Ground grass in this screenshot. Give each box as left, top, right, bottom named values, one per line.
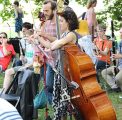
left=0, top=72, right=122, bottom=120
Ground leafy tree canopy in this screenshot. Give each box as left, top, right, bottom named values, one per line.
left=0, top=0, right=121, bottom=30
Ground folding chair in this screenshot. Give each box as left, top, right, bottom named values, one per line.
left=0, top=94, right=20, bottom=108
left=9, top=37, right=22, bottom=56
left=76, top=20, right=89, bottom=36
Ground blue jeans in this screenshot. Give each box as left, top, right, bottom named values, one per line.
left=13, top=59, right=22, bottom=67
left=40, top=64, right=44, bottom=80
left=41, top=64, right=54, bottom=104
left=96, top=60, right=109, bottom=71
left=46, top=64, right=54, bottom=93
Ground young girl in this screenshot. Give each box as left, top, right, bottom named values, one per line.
left=33, top=54, right=43, bottom=75
left=33, top=54, right=43, bottom=93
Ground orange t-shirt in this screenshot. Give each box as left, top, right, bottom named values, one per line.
left=94, top=39, right=112, bottom=64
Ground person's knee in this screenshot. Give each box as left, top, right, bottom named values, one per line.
left=5, top=68, right=15, bottom=76
left=101, top=69, right=106, bottom=78
left=115, top=76, right=122, bottom=85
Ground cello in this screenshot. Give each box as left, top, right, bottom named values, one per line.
left=63, top=44, right=116, bottom=120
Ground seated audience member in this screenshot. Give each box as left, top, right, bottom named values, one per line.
left=0, top=98, right=22, bottom=120
left=101, top=28, right=122, bottom=92
left=3, top=29, right=36, bottom=93
left=13, top=22, right=33, bottom=66
left=94, top=25, right=112, bottom=82
left=0, top=32, right=16, bottom=72
left=20, top=22, right=33, bottom=51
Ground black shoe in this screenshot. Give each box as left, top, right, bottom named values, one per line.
left=108, top=87, right=121, bottom=93
left=112, top=87, right=121, bottom=92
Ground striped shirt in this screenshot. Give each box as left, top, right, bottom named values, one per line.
left=0, top=98, right=22, bottom=120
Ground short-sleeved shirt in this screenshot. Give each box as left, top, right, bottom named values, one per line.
left=0, top=44, right=16, bottom=70
left=94, top=38, right=112, bottom=64
left=20, top=37, right=27, bottom=50
left=25, top=43, right=35, bottom=64
left=0, top=98, right=22, bottom=120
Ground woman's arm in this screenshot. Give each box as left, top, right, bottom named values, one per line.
left=37, top=32, right=76, bottom=50
left=37, top=29, right=56, bottom=42
left=40, top=32, right=57, bottom=42
left=14, top=9, right=18, bottom=19
left=92, top=9, right=98, bottom=28
left=2, top=39, right=11, bottom=56
left=38, top=36, right=51, bottom=49
left=99, top=47, right=109, bottom=55
left=2, top=45, right=11, bottom=56
left=99, top=41, right=111, bottom=55
left=50, top=32, right=76, bottom=50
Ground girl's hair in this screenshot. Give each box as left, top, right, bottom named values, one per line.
left=87, top=0, right=97, bottom=9
left=60, top=9, right=79, bottom=31
left=0, top=32, right=8, bottom=38
left=13, top=1, right=19, bottom=6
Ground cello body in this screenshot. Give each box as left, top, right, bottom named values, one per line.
left=63, top=44, right=116, bottom=120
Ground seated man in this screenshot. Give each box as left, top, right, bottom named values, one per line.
left=101, top=28, right=122, bottom=92
left=13, top=22, right=34, bottom=66
left=0, top=32, right=16, bottom=72
left=0, top=98, right=22, bottom=120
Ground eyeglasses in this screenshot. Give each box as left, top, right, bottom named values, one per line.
left=0, top=36, right=6, bottom=39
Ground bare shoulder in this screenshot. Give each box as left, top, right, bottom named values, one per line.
left=18, top=8, right=23, bottom=13
left=67, top=32, right=76, bottom=38
left=66, top=32, right=77, bottom=43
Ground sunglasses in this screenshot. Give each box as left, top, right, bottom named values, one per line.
left=0, top=36, right=6, bottom=39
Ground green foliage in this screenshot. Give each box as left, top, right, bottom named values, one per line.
left=0, top=0, right=13, bottom=21
left=77, top=0, right=122, bottom=30
left=0, top=0, right=121, bottom=29
left=101, top=0, right=122, bottom=30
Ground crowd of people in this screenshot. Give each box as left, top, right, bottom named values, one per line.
left=0, top=0, right=122, bottom=119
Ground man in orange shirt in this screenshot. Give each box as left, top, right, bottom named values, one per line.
left=94, top=25, right=112, bottom=82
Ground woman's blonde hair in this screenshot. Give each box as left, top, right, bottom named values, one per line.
left=87, top=0, right=97, bottom=9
